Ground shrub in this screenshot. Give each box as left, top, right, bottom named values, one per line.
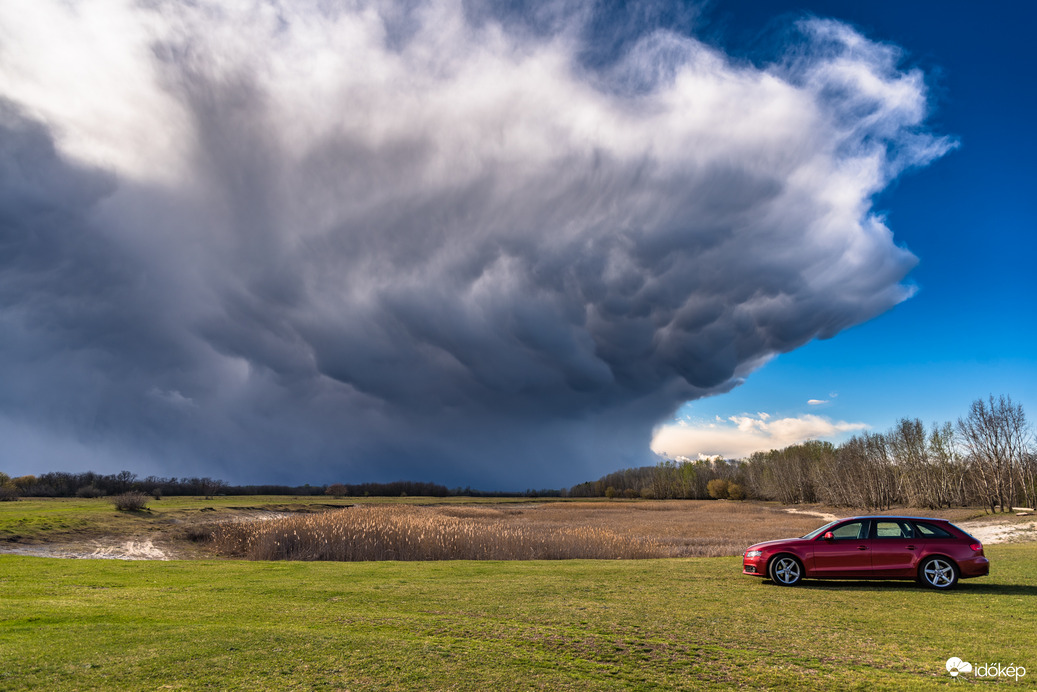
left=727, top=483, right=746, bottom=500
left=604, top=486, right=617, bottom=499
left=75, top=484, right=104, bottom=498
left=325, top=483, right=348, bottom=497
left=183, top=526, right=212, bottom=542
left=0, top=471, right=17, bottom=500
left=707, top=479, right=730, bottom=500
left=110, top=491, right=151, bottom=511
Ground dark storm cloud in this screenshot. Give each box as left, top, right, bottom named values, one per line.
left=0, top=1, right=952, bottom=487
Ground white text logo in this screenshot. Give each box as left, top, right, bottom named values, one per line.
left=946, top=657, right=1026, bottom=681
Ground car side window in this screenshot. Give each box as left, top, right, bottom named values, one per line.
left=914, top=522, right=952, bottom=538
left=829, top=521, right=865, bottom=540
left=872, top=520, right=913, bottom=539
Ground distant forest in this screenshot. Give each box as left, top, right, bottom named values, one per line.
left=570, top=395, right=1035, bottom=512
left=2, top=396, right=1033, bottom=512
left=0, top=473, right=561, bottom=501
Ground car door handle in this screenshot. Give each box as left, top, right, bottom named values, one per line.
left=906, top=545, right=915, bottom=550
left=857, top=545, right=868, bottom=550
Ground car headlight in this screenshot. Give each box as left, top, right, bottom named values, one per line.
left=745, top=550, right=763, bottom=558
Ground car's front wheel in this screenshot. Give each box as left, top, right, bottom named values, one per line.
left=768, top=554, right=803, bottom=586
left=919, top=556, right=959, bottom=590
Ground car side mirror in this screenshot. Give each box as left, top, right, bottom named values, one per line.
left=823, top=532, right=834, bottom=541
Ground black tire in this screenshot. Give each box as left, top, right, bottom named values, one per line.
left=768, top=554, right=803, bottom=586
left=919, top=556, right=959, bottom=590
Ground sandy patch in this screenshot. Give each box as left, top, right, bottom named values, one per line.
left=0, top=538, right=170, bottom=560
left=958, top=520, right=1037, bottom=545
left=89, top=539, right=168, bottom=559
left=784, top=508, right=839, bottom=522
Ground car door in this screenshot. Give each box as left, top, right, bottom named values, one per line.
left=868, top=519, right=922, bottom=577
left=811, top=519, right=871, bottom=576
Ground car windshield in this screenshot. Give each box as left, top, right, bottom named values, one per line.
left=801, top=520, right=840, bottom=540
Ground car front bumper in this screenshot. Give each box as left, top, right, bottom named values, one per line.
left=742, top=557, right=766, bottom=577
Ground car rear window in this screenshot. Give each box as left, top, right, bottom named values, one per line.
left=913, top=522, right=953, bottom=538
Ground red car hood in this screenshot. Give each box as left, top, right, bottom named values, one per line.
left=745, top=537, right=809, bottom=552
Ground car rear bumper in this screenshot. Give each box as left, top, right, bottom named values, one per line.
left=960, top=556, right=990, bottom=579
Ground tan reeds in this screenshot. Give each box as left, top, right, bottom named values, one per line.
left=208, top=504, right=669, bottom=561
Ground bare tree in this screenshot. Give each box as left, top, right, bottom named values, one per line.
left=888, top=418, right=934, bottom=508
left=812, top=443, right=861, bottom=507
left=836, top=433, right=899, bottom=510
left=1022, top=450, right=1037, bottom=511
left=199, top=477, right=227, bottom=500
left=928, top=422, right=968, bottom=507
left=957, top=395, right=1029, bottom=513
left=886, top=418, right=966, bottom=509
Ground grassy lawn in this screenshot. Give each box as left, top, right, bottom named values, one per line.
left=2, top=544, right=1035, bottom=690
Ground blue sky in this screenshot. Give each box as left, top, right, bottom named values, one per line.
left=0, top=1, right=1033, bottom=488
left=654, top=0, right=1037, bottom=459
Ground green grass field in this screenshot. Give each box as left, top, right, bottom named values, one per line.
left=2, top=543, right=1035, bottom=690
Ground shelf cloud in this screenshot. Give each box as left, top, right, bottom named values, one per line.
left=0, top=1, right=952, bottom=487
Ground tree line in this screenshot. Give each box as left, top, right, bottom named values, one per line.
left=2, top=395, right=1032, bottom=510
left=0, top=472, right=465, bottom=500
left=571, top=395, right=1036, bottom=512
left=0, top=471, right=235, bottom=500
left=0, top=471, right=554, bottom=501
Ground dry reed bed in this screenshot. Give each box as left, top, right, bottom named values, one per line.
left=209, top=505, right=668, bottom=560
left=475, top=501, right=829, bottom=557
left=208, top=501, right=833, bottom=561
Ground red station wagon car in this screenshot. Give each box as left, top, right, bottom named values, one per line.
left=742, top=516, right=989, bottom=589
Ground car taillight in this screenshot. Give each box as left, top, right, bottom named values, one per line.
left=970, top=543, right=982, bottom=552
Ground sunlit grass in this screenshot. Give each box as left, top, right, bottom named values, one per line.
left=2, top=544, right=1034, bottom=690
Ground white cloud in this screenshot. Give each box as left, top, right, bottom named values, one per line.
left=651, top=413, right=868, bottom=460
left=807, top=398, right=829, bottom=405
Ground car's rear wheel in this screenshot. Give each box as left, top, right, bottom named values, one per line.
left=768, top=554, right=803, bottom=586
left=919, top=556, right=958, bottom=590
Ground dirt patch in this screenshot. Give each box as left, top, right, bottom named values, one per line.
left=783, top=508, right=839, bottom=522
left=0, top=507, right=308, bottom=560
left=1, top=538, right=171, bottom=560
left=958, top=519, right=1037, bottom=545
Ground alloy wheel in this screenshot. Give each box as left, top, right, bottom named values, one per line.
left=770, top=556, right=802, bottom=586
left=922, top=558, right=957, bottom=589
